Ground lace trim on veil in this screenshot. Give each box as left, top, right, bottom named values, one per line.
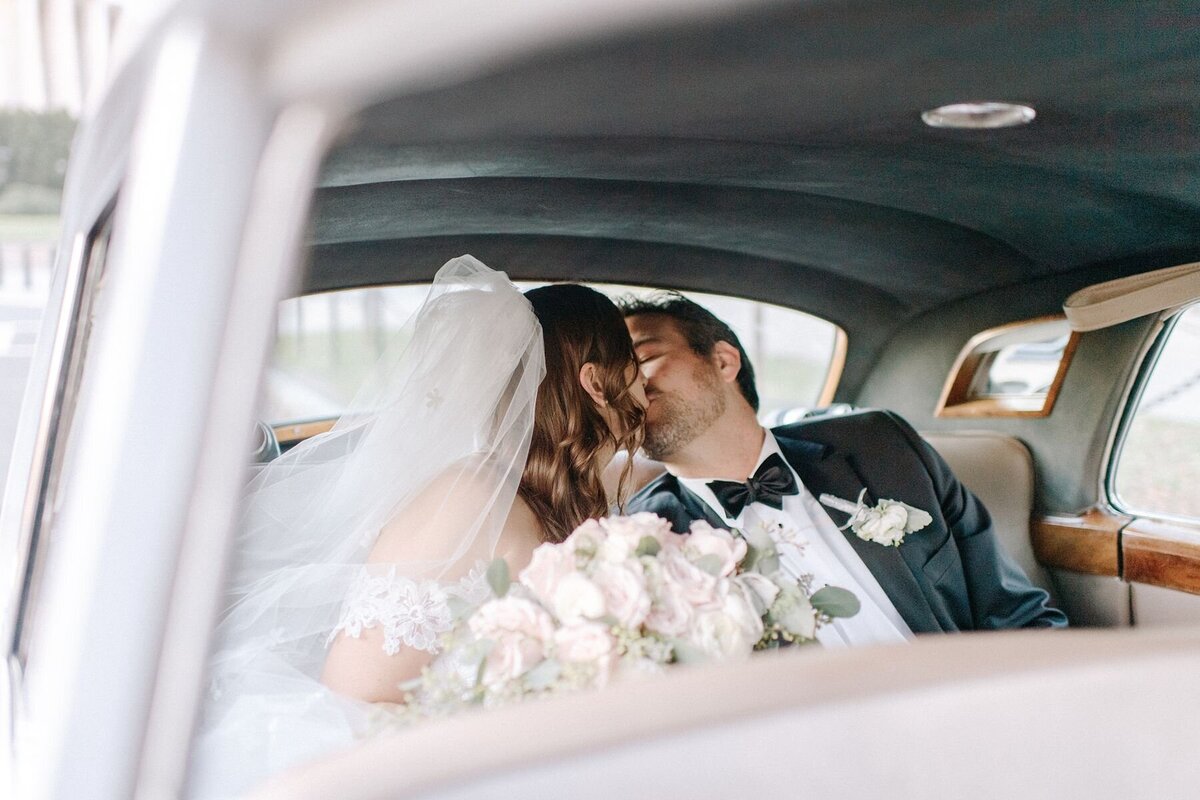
left=330, top=561, right=491, bottom=655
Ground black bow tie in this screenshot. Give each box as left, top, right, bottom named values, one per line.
left=707, top=452, right=799, bottom=519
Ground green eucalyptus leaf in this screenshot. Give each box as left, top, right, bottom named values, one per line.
left=741, top=542, right=761, bottom=571
left=486, top=558, right=511, bottom=598
left=473, top=639, right=495, bottom=687
left=670, top=638, right=708, bottom=665
left=446, top=595, right=473, bottom=621
left=694, top=554, right=724, bottom=576
left=757, top=553, right=781, bottom=575
left=742, top=583, right=769, bottom=616
left=810, top=586, right=861, bottom=618
left=523, top=658, right=562, bottom=690
left=635, top=536, right=662, bottom=557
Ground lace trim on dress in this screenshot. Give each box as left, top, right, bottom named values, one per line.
left=330, top=561, right=490, bottom=655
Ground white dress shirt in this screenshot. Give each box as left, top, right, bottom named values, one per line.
left=678, top=431, right=912, bottom=647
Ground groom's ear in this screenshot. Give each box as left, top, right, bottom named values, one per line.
left=579, top=362, right=608, bottom=407
left=712, top=341, right=742, bottom=384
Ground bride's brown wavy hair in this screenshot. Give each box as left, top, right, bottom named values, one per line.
left=520, top=284, right=646, bottom=542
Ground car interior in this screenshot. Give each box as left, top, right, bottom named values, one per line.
left=261, top=0, right=1200, bottom=637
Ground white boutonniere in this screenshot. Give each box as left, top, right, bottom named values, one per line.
left=818, top=489, right=933, bottom=547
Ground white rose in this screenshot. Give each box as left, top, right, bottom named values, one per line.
left=518, top=542, right=576, bottom=604
left=552, top=571, right=607, bottom=624
left=685, top=521, right=747, bottom=577
left=855, top=502, right=909, bottom=546
left=592, top=562, right=651, bottom=629
left=772, top=585, right=817, bottom=641
left=684, top=582, right=763, bottom=661
left=686, top=615, right=747, bottom=660
left=722, top=582, right=765, bottom=641
left=734, top=572, right=779, bottom=613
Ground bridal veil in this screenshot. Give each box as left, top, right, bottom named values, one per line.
left=188, top=256, right=544, bottom=798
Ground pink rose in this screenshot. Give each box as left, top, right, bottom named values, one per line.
left=519, top=542, right=577, bottom=604
left=662, top=549, right=719, bottom=608
left=644, top=578, right=694, bottom=637
left=684, top=521, right=748, bottom=577
left=468, top=597, right=555, bottom=687
left=554, top=622, right=615, bottom=661
left=591, top=562, right=651, bottom=629
left=555, top=622, right=619, bottom=688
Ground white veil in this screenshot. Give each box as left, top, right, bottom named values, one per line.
left=188, top=256, right=544, bottom=798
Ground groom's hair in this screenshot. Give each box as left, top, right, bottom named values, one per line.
left=619, top=292, right=759, bottom=411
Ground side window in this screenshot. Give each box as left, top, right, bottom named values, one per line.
left=264, top=284, right=844, bottom=432
left=1112, top=304, right=1200, bottom=521
left=10, top=211, right=112, bottom=665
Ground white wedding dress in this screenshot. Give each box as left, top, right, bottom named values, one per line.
left=187, top=257, right=545, bottom=799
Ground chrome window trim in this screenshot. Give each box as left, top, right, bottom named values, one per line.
left=4, top=226, right=94, bottom=664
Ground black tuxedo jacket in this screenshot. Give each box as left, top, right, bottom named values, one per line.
left=627, top=409, right=1067, bottom=632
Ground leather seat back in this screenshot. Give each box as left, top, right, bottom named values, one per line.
left=921, top=430, right=1056, bottom=604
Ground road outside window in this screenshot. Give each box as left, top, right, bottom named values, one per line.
left=264, top=284, right=842, bottom=424
left=1113, top=305, right=1200, bottom=520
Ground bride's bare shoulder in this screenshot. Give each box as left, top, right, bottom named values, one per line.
left=498, top=493, right=544, bottom=562
left=369, top=458, right=542, bottom=564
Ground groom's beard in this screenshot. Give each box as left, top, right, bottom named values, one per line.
left=641, top=365, right=726, bottom=461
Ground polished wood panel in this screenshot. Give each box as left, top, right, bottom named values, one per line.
left=935, top=316, right=1079, bottom=419
left=273, top=418, right=336, bottom=445
left=1031, top=509, right=1127, bottom=576
left=1123, top=519, right=1200, bottom=596
left=816, top=326, right=848, bottom=407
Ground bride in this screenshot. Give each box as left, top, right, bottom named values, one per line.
left=189, top=256, right=647, bottom=797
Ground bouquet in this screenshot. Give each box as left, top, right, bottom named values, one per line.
left=392, top=512, right=859, bottom=721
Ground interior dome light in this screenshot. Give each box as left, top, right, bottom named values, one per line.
left=921, top=102, right=1036, bottom=129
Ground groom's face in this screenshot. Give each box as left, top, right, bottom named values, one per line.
left=625, top=313, right=726, bottom=461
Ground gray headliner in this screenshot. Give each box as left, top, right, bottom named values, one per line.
left=299, top=0, right=1200, bottom=509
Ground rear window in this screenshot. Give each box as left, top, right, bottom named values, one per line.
left=264, top=284, right=844, bottom=425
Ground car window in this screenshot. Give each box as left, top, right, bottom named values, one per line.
left=936, top=316, right=1077, bottom=418
left=10, top=213, right=112, bottom=664
left=1111, top=304, right=1200, bottom=521
left=264, top=283, right=843, bottom=425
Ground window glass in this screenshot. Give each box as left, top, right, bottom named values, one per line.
left=0, top=110, right=74, bottom=509
left=938, top=316, right=1076, bottom=417
left=1113, top=304, right=1200, bottom=521
left=980, top=332, right=1072, bottom=398
left=264, top=284, right=842, bottom=425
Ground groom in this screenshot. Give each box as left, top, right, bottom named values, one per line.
left=621, top=293, right=1066, bottom=642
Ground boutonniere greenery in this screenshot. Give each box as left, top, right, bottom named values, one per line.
left=818, top=489, right=933, bottom=547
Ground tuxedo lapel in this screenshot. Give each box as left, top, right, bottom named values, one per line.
left=775, top=431, right=944, bottom=633
left=674, top=482, right=732, bottom=531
